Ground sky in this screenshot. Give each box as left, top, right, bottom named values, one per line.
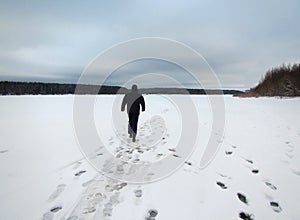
left=0, top=0, right=299, bottom=90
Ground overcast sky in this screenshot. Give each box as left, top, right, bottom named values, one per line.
left=0, top=0, right=299, bottom=89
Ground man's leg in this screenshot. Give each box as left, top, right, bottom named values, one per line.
left=128, top=122, right=132, bottom=137
left=132, top=114, right=139, bottom=142
left=128, top=114, right=133, bottom=137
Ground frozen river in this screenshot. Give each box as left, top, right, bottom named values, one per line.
left=0, top=95, right=299, bottom=220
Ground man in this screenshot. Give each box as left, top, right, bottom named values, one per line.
left=121, top=84, right=145, bottom=142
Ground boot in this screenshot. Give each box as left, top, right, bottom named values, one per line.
left=132, top=133, right=136, bottom=142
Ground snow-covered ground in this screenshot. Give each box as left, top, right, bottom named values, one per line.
left=0, top=95, right=300, bottom=220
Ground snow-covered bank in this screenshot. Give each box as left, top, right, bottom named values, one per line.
left=0, top=95, right=299, bottom=220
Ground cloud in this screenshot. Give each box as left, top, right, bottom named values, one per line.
left=0, top=0, right=299, bottom=89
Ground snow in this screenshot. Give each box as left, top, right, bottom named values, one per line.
left=0, top=95, right=299, bottom=220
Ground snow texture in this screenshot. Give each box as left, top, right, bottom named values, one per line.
left=0, top=95, right=299, bottom=220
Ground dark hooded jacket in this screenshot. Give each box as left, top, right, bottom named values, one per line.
left=121, top=91, right=145, bottom=114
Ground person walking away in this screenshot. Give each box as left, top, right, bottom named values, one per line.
left=121, top=84, right=145, bottom=142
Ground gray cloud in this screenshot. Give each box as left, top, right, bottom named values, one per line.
left=0, top=0, right=299, bottom=90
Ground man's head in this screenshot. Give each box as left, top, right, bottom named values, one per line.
left=131, top=84, right=138, bottom=92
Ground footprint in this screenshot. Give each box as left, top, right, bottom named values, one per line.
left=95, top=192, right=104, bottom=198
left=86, top=193, right=94, bottom=200
left=134, top=189, right=143, bottom=198
left=50, top=206, right=62, bottom=213
left=216, top=181, right=227, bottom=189
left=82, top=206, right=96, bottom=214
left=218, top=173, right=227, bottom=178
left=251, top=169, right=259, bottom=174
left=172, top=154, right=180, bottom=158
left=109, top=193, right=120, bottom=204
left=162, top=108, right=169, bottom=113
left=237, top=193, right=248, bottom=205
left=217, top=173, right=232, bottom=179
left=116, top=165, right=125, bottom=174
left=94, top=146, right=104, bottom=152
left=185, top=161, right=192, bottom=166
left=103, top=203, right=113, bottom=217
left=270, top=201, right=282, bottom=213
left=105, top=184, right=114, bottom=192
left=285, top=152, right=294, bottom=159
left=281, top=159, right=289, bottom=164
left=291, top=168, right=300, bottom=176
left=147, top=172, right=155, bottom=178
left=106, top=182, right=127, bottom=192
left=239, top=212, right=254, bottom=220
left=265, top=181, right=277, bottom=190
left=116, top=183, right=127, bottom=190
left=146, top=209, right=158, bottom=219
left=287, top=144, right=294, bottom=149
left=132, top=158, right=140, bottom=163
left=241, top=156, right=254, bottom=164
left=137, top=149, right=144, bottom=154
left=156, top=153, right=164, bottom=158
left=43, top=212, right=54, bottom=220
left=245, top=159, right=253, bottom=164
left=48, top=184, right=66, bottom=202
left=74, top=170, right=86, bottom=177
left=0, top=149, right=8, bottom=154
left=225, top=151, right=233, bottom=155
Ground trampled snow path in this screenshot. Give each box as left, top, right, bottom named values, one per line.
left=0, top=95, right=300, bottom=220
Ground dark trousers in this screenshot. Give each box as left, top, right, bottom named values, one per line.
left=128, top=113, right=139, bottom=136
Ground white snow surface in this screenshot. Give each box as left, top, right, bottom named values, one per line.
left=0, top=95, right=300, bottom=220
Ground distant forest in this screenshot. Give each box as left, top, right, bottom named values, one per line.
left=236, top=63, right=300, bottom=97
left=0, top=81, right=243, bottom=95
left=0, top=82, right=124, bottom=95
